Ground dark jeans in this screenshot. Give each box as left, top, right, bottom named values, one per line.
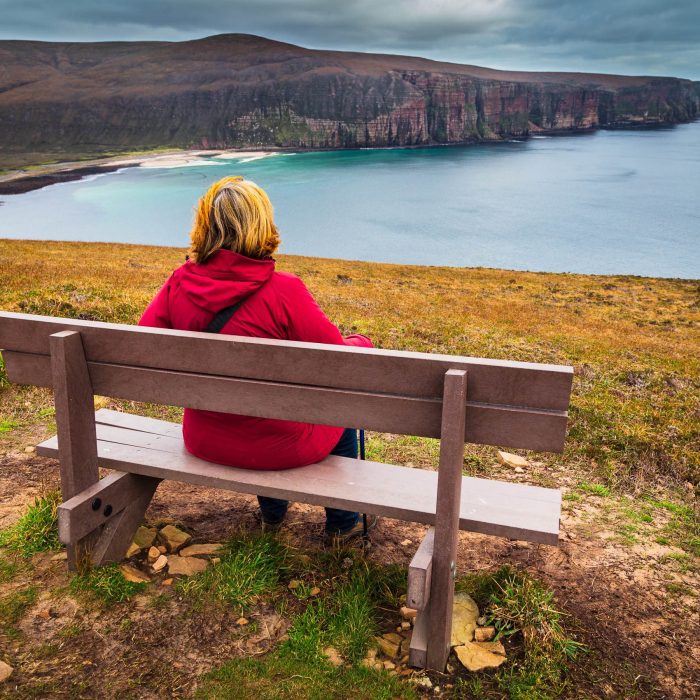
left=258, top=428, right=360, bottom=534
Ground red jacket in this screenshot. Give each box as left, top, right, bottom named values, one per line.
left=139, top=249, right=372, bottom=469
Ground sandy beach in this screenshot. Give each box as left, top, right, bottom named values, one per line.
left=0, top=149, right=281, bottom=194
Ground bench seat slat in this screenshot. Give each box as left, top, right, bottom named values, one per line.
left=36, top=414, right=561, bottom=545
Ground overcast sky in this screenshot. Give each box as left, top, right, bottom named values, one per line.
left=0, top=0, right=698, bottom=80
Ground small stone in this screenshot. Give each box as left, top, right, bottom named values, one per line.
left=152, top=554, right=168, bottom=572
left=476, top=616, right=487, bottom=626
left=454, top=641, right=506, bottom=671
left=323, top=646, right=344, bottom=667
left=377, top=636, right=400, bottom=658
left=310, top=586, right=321, bottom=596
left=124, top=542, right=141, bottom=559
left=211, top=557, right=221, bottom=565
left=497, top=451, right=529, bottom=469
left=158, top=525, right=192, bottom=553
left=414, top=676, right=432, bottom=689
left=360, top=648, right=377, bottom=669
left=451, top=593, right=479, bottom=646
left=179, top=543, right=224, bottom=558
left=51, top=551, right=68, bottom=561
left=514, top=466, right=525, bottom=474
left=475, top=640, right=505, bottom=655
left=37, top=607, right=53, bottom=621
left=158, top=545, right=167, bottom=554
left=400, top=621, right=411, bottom=631
left=167, top=555, right=207, bottom=576
left=400, top=606, right=417, bottom=620
left=24, top=445, right=36, bottom=453
left=236, top=617, right=249, bottom=626
left=400, top=539, right=412, bottom=546
left=474, top=626, right=496, bottom=642
left=133, top=526, right=157, bottom=549
left=0, top=660, right=13, bottom=683
left=162, top=578, right=174, bottom=586
left=287, top=579, right=301, bottom=590
left=383, top=632, right=403, bottom=645
left=383, top=660, right=396, bottom=670
left=119, top=564, right=150, bottom=584
left=147, top=546, right=160, bottom=564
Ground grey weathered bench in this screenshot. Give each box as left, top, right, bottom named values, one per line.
left=0, top=311, right=573, bottom=671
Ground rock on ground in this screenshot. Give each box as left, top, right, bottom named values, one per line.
left=0, top=660, right=13, bottom=683
left=323, top=646, right=344, bottom=667
left=158, top=525, right=192, bottom=553
left=133, top=526, right=157, bottom=549
left=454, top=640, right=506, bottom=671
left=167, top=555, right=207, bottom=576
left=179, top=543, right=223, bottom=557
left=496, top=451, right=529, bottom=469
left=119, top=564, right=150, bottom=584
left=451, top=592, right=479, bottom=646
left=474, top=626, right=496, bottom=642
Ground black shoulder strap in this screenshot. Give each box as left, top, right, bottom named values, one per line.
left=204, top=299, right=245, bottom=334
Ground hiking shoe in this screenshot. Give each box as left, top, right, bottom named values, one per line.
left=324, top=514, right=378, bottom=547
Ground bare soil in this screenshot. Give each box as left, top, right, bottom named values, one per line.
left=1, top=447, right=698, bottom=699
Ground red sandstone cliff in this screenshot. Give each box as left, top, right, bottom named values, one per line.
left=0, top=34, right=697, bottom=160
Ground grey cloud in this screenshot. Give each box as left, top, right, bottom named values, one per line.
left=0, top=0, right=697, bottom=79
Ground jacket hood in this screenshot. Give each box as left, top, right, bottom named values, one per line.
left=174, top=249, right=275, bottom=313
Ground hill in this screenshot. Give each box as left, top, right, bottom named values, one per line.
left=1, top=34, right=699, bottom=166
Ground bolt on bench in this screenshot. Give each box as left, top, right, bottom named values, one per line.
left=0, top=311, right=573, bottom=671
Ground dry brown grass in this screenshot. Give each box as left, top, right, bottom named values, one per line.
left=0, top=238, right=698, bottom=553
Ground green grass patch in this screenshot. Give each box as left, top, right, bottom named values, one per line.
left=456, top=566, right=584, bottom=700
left=576, top=481, right=611, bottom=497
left=177, top=532, right=290, bottom=612
left=0, top=585, right=37, bottom=635
left=197, top=653, right=415, bottom=700
left=0, top=491, right=62, bottom=556
left=70, top=563, right=147, bottom=603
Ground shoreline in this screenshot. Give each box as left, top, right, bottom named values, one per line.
left=0, top=149, right=281, bottom=195
left=2, top=118, right=697, bottom=195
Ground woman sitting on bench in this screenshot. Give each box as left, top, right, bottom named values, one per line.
left=139, top=176, right=376, bottom=545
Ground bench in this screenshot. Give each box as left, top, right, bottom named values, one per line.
left=0, top=311, right=573, bottom=671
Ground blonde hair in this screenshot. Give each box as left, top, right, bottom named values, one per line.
left=188, top=176, right=280, bottom=264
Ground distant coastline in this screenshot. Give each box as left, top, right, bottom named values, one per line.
left=1, top=118, right=697, bottom=196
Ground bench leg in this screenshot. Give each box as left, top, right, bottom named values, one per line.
left=425, top=369, right=467, bottom=671
left=50, top=331, right=100, bottom=571
left=58, top=472, right=161, bottom=566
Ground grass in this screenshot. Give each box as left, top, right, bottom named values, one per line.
left=0, top=490, right=62, bottom=556
left=456, top=566, right=584, bottom=700
left=176, top=532, right=290, bottom=612
left=70, top=563, right=147, bottom=603
left=0, top=585, right=37, bottom=636
left=196, top=550, right=411, bottom=700
left=197, top=655, right=415, bottom=700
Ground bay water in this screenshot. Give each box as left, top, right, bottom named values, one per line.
left=1, top=122, right=698, bottom=278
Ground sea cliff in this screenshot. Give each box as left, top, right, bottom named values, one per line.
left=0, top=34, right=698, bottom=162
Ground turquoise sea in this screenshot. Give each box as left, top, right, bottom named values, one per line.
left=1, top=122, right=699, bottom=278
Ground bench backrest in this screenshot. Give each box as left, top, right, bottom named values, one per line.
left=0, top=312, right=573, bottom=452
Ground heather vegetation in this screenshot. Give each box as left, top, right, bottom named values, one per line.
left=0, top=239, right=697, bottom=698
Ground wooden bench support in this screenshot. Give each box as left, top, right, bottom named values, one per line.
left=50, top=331, right=100, bottom=570
left=407, top=527, right=434, bottom=610
left=58, top=472, right=161, bottom=565
left=426, top=369, right=468, bottom=671
left=89, top=476, right=160, bottom=565
left=409, top=601, right=430, bottom=669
